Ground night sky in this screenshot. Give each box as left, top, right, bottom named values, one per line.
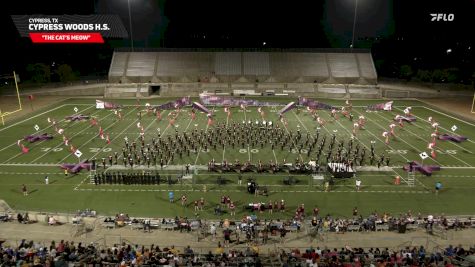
left=0, top=0, right=473, bottom=80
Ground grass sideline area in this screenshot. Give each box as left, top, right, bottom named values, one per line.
left=0, top=97, right=474, bottom=218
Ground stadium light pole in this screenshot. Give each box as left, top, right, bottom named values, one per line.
left=351, top=0, right=358, bottom=49
left=127, top=0, right=134, bottom=51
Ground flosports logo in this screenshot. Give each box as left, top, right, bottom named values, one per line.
left=430, top=13, right=454, bottom=22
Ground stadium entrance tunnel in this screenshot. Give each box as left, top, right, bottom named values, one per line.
left=150, top=85, right=161, bottom=95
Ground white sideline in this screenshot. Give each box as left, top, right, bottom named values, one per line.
left=372, top=110, right=472, bottom=167
left=1, top=106, right=97, bottom=163
left=0, top=104, right=66, bottom=133
left=422, top=106, right=475, bottom=127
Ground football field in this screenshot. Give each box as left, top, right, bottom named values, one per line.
left=0, top=97, right=474, bottom=218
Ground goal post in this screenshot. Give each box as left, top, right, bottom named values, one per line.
left=13, top=71, right=22, bottom=111
left=0, top=71, right=22, bottom=126
left=471, top=90, right=475, bottom=114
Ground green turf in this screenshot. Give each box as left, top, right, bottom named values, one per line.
left=1, top=97, right=474, bottom=218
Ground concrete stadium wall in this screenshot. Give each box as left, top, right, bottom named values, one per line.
left=348, top=86, right=382, bottom=99
left=21, top=81, right=468, bottom=100
left=105, top=82, right=382, bottom=98
left=11, top=79, right=471, bottom=101
left=105, top=84, right=152, bottom=98
left=380, top=82, right=473, bottom=98
left=19, top=84, right=106, bottom=96
left=317, top=86, right=347, bottom=99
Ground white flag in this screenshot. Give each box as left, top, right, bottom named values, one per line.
left=74, top=149, right=83, bottom=158
left=74, top=107, right=78, bottom=113
left=47, top=117, right=51, bottom=123
left=451, top=125, right=457, bottom=132
left=419, top=152, right=429, bottom=160
left=137, top=122, right=141, bottom=128
left=34, top=125, right=40, bottom=131
left=124, top=136, right=128, bottom=142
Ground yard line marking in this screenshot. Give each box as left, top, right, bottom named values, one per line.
left=291, top=110, right=309, bottom=132
left=74, top=175, right=90, bottom=190
left=5, top=161, right=475, bottom=170
left=115, top=109, right=169, bottom=164
left=193, top=116, right=211, bottom=166
left=345, top=105, right=425, bottom=108
left=351, top=109, right=427, bottom=186
left=312, top=110, right=371, bottom=152
left=354, top=108, right=442, bottom=165
left=400, top=116, right=474, bottom=161
left=373, top=110, right=472, bottom=167
left=0, top=172, right=63, bottom=175
left=0, top=163, right=59, bottom=167
left=28, top=109, right=114, bottom=163
left=292, top=109, right=374, bottom=169
left=172, top=112, right=195, bottom=163
left=243, top=107, right=251, bottom=161
left=393, top=107, right=475, bottom=148
left=0, top=105, right=94, bottom=153
left=272, top=149, right=278, bottom=163
left=358, top=111, right=435, bottom=190
left=0, top=104, right=66, bottom=133
left=2, top=106, right=98, bottom=163
left=421, top=105, right=475, bottom=127
left=354, top=109, right=409, bottom=162
left=183, top=113, right=194, bottom=132
left=74, top=187, right=429, bottom=194
left=111, top=107, right=171, bottom=161
left=89, top=115, right=144, bottom=160
left=70, top=107, right=147, bottom=163
left=164, top=110, right=193, bottom=166
left=397, top=106, right=475, bottom=145
left=280, top=113, right=304, bottom=162
left=438, top=166, right=475, bottom=169
left=222, top=110, right=230, bottom=162
left=158, top=110, right=173, bottom=138
left=56, top=107, right=137, bottom=164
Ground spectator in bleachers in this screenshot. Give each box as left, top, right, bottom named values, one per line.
left=1, top=237, right=474, bottom=266
left=47, top=215, right=57, bottom=226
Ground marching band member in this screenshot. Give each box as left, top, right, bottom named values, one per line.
left=382, top=131, right=390, bottom=145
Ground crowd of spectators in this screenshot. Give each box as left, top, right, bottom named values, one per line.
left=2, top=208, right=475, bottom=266
left=0, top=238, right=474, bottom=266
left=0, top=239, right=262, bottom=266
left=278, top=244, right=475, bottom=266
left=306, top=211, right=473, bottom=233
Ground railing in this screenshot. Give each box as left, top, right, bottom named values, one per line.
left=2, top=234, right=474, bottom=266
left=114, top=47, right=371, bottom=53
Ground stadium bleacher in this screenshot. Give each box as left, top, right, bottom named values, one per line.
left=107, top=50, right=380, bottom=98
left=0, top=236, right=473, bottom=266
